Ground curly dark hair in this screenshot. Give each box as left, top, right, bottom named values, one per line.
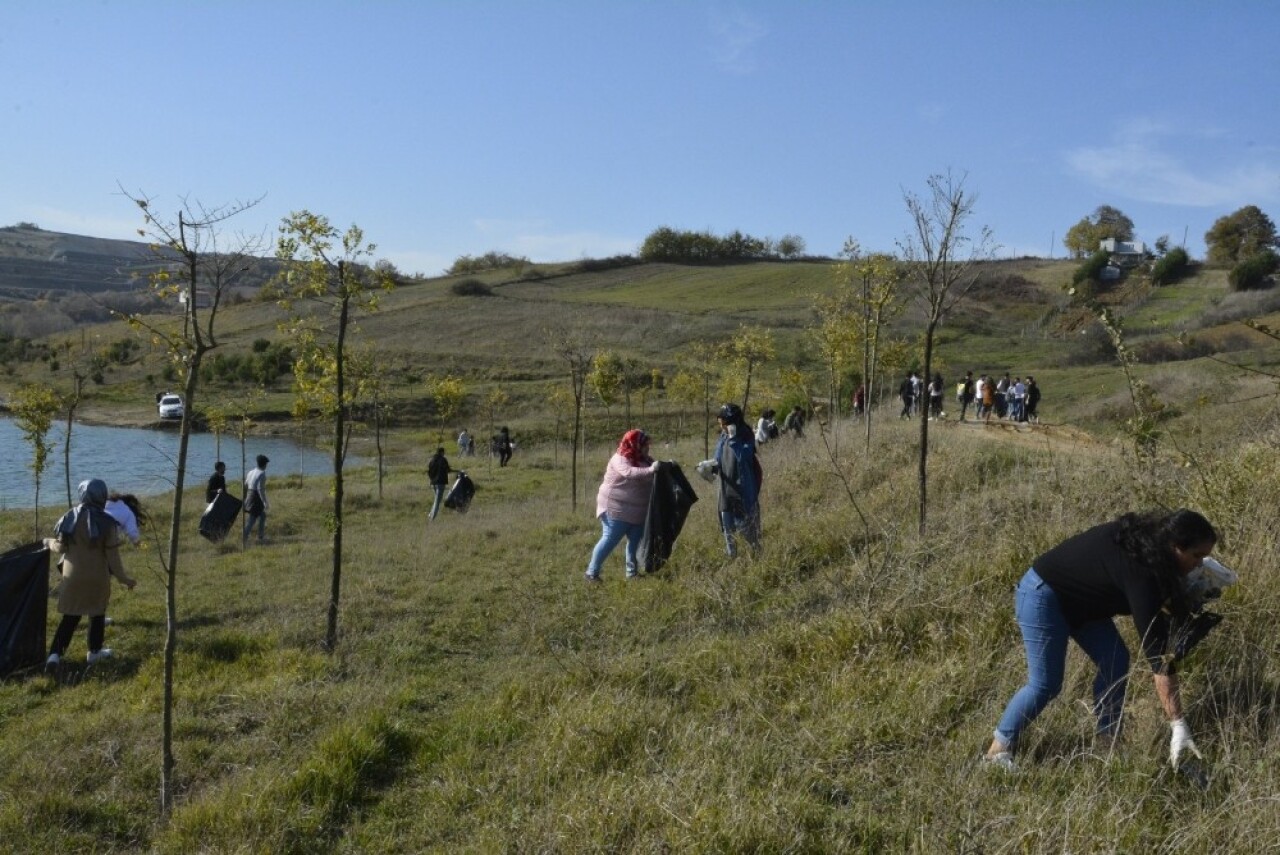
left=1114, top=508, right=1217, bottom=618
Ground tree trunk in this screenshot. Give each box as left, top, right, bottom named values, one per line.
left=325, top=284, right=350, bottom=653
left=916, top=321, right=938, bottom=536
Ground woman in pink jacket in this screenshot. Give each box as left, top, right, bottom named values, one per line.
left=585, top=429, right=658, bottom=582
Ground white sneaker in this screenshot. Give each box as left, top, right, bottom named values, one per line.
left=86, top=648, right=114, bottom=664
left=103, top=616, right=114, bottom=626
left=45, top=653, right=60, bottom=670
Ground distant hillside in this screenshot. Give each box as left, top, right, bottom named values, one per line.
left=0, top=224, right=278, bottom=300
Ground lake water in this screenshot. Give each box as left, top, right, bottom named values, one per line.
left=0, top=416, right=340, bottom=510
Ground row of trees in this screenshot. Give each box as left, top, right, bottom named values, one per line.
left=1065, top=203, right=1278, bottom=267
left=639, top=227, right=806, bottom=263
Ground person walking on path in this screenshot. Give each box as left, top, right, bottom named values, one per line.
left=44, top=479, right=136, bottom=668
left=984, top=509, right=1218, bottom=771
left=428, top=447, right=452, bottom=521
left=242, top=455, right=270, bottom=545
left=958, top=371, right=975, bottom=422
left=585, top=429, right=658, bottom=582
left=697, top=404, right=762, bottom=558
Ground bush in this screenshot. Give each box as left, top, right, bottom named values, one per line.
left=1229, top=250, right=1279, bottom=292
left=572, top=255, right=639, bottom=274
left=450, top=278, right=493, bottom=297
left=1072, top=249, right=1112, bottom=286
left=448, top=252, right=527, bottom=276
left=1150, top=246, right=1190, bottom=286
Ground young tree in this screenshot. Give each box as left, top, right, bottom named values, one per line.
left=810, top=290, right=860, bottom=458
left=837, top=240, right=905, bottom=452
left=719, top=325, right=776, bottom=415
left=275, top=211, right=393, bottom=653
left=900, top=171, right=995, bottom=534
left=121, top=189, right=263, bottom=815
left=428, top=374, right=467, bottom=444
left=550, top=331, right=593, bottom=509
left=589, top=351, right=625, bottom=422
left=9, top=384, right=61, bottom=536
left=675, top=340, right=722, bottom=458
left=1205, top=205, right=1278, bottom=265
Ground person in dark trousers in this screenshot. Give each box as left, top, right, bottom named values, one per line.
left=43, top=479, right=137, bottom=668
left=697, top=404, right=762, bottom=558
left=206, top=461, right=227, bottom=503
left=495, top=427, right=514, bottom=467
left=242, top=455, right=270, bottom=545
left=984, top=509, right=1219, bottom=771
left=783, top=405, right=805, bottom=438
left=958, top=371, right=975, bottom=422
left=899, top=373, right=915, bottom=419
left=428, top=447, right=452, bottom=521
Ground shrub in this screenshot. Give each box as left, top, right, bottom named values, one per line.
left=1072, top=250, right=1112, bottom=286
left=572, top=255, right=639, bottom=274
left=1229, top=250, right=1279, bottom=292
left=448, top=252, right=528, bottom=276
left=1150, top=246, right=1190, bottom=286
left=450, top=278, right=493, bottom=297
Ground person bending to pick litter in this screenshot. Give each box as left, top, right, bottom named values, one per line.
left=985, top=508, right=1219, bottom=771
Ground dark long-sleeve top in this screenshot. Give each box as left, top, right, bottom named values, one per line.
left=1033, top=520, right=1174, bottom=673
left=714, top=429, right=759, bottom=516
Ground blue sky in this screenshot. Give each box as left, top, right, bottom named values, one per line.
left=3, top=1, right=1278, bottom=274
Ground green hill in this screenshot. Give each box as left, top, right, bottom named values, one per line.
left=2, top=249, right=1280, bottom=851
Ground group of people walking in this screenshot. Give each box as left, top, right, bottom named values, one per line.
left=956, top=371, right=1042, bottom=423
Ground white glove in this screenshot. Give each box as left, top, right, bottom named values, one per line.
left=1169, top=718, right=1202, bottom=767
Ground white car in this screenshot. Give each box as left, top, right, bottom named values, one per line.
left=157, top=393, right=184, bottom=420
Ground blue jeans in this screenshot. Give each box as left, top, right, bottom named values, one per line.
left=587, top=513, right=645, bottom=578
left=720, top=508, right=761, bottom=558
left=243, top=510, right=266, bottom=543
left=429, top=484, right=445, bottom=520
left=994, top=568, right=1130, bottom=746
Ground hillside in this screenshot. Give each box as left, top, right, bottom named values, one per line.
left=3, top=245, right=1280, bottom=851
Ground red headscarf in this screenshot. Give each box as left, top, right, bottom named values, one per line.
left=618, top=429, right=652, bottom=466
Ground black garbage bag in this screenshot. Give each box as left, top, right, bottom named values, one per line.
left=1, top=542, right=50, bottom=677
left=637, top=461, right=699, bottom=574
left=1173, top=611, right=1224, bottom=661
left=444, top=471, right=475, bottom=513
left=199, top=491, right=243, bottom=542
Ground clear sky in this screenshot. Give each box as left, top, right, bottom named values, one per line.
left=3, top=1, right=1278, bottom=275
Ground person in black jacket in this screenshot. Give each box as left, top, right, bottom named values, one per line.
left=428, top=447, right=452, bottom=521
left=205, top=461, right=227, bottom=503
left=984, top=509, right=1218, bottom=771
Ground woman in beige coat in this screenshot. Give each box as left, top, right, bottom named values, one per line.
left=44, top=479, right=136, bottom=667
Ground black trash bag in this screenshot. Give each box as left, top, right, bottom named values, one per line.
left=637, top=461, right=699, bottom=574
left=1172, top=611, right=1224, bottom=661
left=1, top=542, right=50, bottom=677
left=444, top=471, right=475, bottom=513
left=199, top=491, right=243, bottom=542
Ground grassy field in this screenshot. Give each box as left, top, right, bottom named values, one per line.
left=2, top=257, right=1279, bottom=852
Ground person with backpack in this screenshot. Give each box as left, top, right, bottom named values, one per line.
left=428, top=447, right=452, bottom=521
left=697, top=403, right=762, bottom=558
